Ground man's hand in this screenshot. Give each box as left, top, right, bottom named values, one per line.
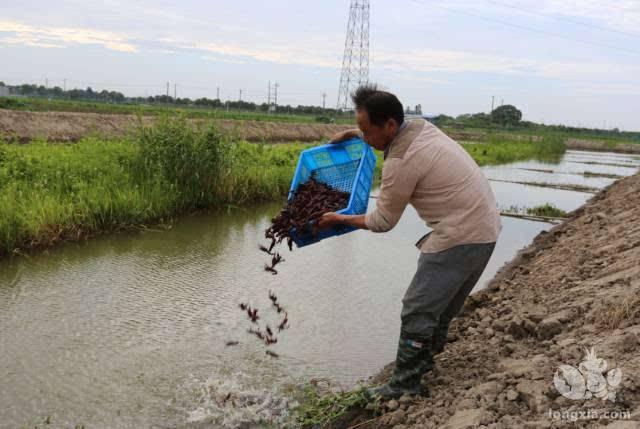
left=316, top=212, right=369, bottom=231
left=316, top=212, right=342, bottom=230
left=330, top=128, right=362, bottom=144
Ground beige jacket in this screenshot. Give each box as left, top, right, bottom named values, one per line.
left=364, top=119, right=501, bottom=253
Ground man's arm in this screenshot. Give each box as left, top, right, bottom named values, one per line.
left=317, top=160, right=419, bottom=232
left=317, top=212, right=368, bottom=230
left=364, top=158, right=418, bottom=232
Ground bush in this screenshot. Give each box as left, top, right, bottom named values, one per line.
left=526, top=203, right=567, bottom=218
left=136, top=115, right=232, bottom=210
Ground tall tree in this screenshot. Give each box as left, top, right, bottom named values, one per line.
left=491, top=105, right=522, bottom=126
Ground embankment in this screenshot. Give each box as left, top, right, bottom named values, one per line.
left=565, top=138, right=640, bottom=155
left=0, top=109, right=352, bottom=143
left=4, top=110, right=639, bottom=155
left=343, top=172, right=640, bottom=428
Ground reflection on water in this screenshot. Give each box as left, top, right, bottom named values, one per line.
left=0, top=150, right=637, bottom=428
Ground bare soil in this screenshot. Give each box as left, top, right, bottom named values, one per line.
left=4, top=110, right=639, bottom=155
left=341, top=173, right=640, bottom=429
left=0, top=109, right=352, bottom=143
left=566, top=139, right=640, bottom=155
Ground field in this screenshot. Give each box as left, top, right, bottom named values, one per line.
left=0, top=116, right=565, bottom=257
left=0, top=96, right=354, bottom=124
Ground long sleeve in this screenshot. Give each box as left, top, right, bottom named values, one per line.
left=365, top=158, right=420, bottom=233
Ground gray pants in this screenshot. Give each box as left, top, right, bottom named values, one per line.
left=400, top=242, right=496, bottom=353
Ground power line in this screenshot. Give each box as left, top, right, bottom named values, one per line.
left=484, top=0, right=640, bottom=40
left=410, top=0, right=640, bottom=56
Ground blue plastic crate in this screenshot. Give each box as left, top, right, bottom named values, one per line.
left=288, top=137, right=376, bottom=247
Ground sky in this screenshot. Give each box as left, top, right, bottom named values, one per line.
left=1, top=0, right=639, bottom=130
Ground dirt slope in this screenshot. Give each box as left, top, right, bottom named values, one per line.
left=348, top=173, right=640, bottom=429
left=3, top=110, right=639, bottom=155
left=0, top=109, right=352, bottom=143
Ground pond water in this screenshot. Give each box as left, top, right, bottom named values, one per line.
left=0, top=150, right=638, bottom=428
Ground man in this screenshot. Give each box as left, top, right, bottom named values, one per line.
left=317, top=85, right=501, bottom=400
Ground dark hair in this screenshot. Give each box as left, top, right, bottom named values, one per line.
left=351, top=84, right=404, bottom=127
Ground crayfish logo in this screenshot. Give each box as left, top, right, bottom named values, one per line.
left=553, top=347, right=622, bottom=402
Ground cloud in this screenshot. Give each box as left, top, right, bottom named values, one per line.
left=201, top=55, right=246, bottom=65
left=568, top=82, right=640, bottom=96
left=540, top=0, right=640, bottom=34
left=1, top=18, right=637, bottom=86
left=176, top=40, right=339, bottom=68
left=0, top=20, right=138, bottom=52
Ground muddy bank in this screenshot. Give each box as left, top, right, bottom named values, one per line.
left=0, top=109, right=352, bottom=143
left=565, top=139, right=640, bottom=155
left=342, top=173, right=640, bottom=428
left=448, top=131, right=640, bottom=155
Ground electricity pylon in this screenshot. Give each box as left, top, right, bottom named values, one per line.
left=336, top=0, right=370, bottom=110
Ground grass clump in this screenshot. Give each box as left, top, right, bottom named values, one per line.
left=594, top=285, right=640, bottom=330
left=462, top=134, right=565, bottom=166
left=294, top=384, right=375, bottom=427
left=526, top=203, right=567, bottom=218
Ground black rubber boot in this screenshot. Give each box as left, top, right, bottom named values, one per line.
left=432, top=323, right=450, bottom=355
left=366, top=335, right=433, bottom=400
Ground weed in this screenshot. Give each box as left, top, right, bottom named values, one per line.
left=294, top=384, right=376, bottom=427
left=526, top=203, right=567, bottom=218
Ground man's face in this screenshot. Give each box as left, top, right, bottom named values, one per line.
left=356, top=109, right=399, bottom=151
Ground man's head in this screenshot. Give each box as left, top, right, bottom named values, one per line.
left=351, top=84, right=404, bottom=151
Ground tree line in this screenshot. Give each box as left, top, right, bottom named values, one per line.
left=1, top=82, right=636, bottom=137
left=0, top=82, right=340, bottom=116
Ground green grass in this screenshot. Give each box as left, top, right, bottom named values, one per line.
left=0, top=117, right=566, bottom=257
left=461, top=134, right=566, bottom=166
left=526, top=203, right=567, bottom=218
left=451, top=125, right=640, bottom=145
left=0, top=116, right=310, bottom=256
left=0, top=96, right=354, bottom=124
left=293, top=384, right=375, bottom=427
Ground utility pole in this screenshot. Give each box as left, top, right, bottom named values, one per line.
left=239, top=89, right=242, bottom=102
left=500, top=99, right=504, bottom=106
left=216, top=87, right=220, bottom=100
left=166, top=82, right=169, bottom=99
left=274, top=82, right=279, bottom=110
left=322, top=93, right=327, bottom=110
left=45, top=78, right=48, bottom=88
left=174, top=84, right=177, bottom=100
left=63, top=79, right=66, bottom=92
left=491, top=95, right=495, bottom=113
left=268, top=80, right=271, bottom=107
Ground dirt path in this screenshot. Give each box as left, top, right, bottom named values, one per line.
left=344, top=173, right=640, bottom=429
left=3, top=110, right=639, bottom=155
left=0, top=109, right=352, bottom=143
